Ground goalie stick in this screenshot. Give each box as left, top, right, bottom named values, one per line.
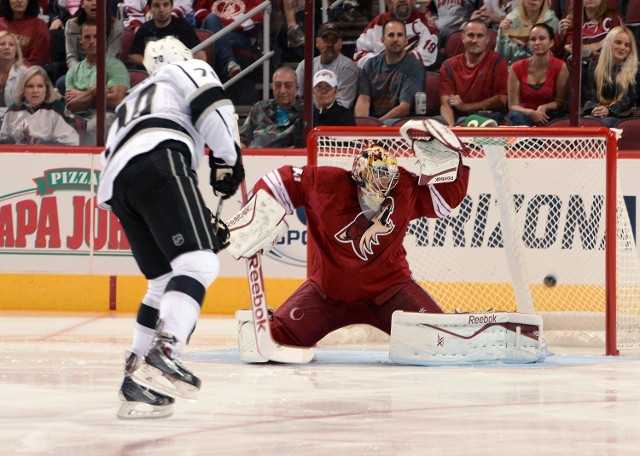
left=238, top=182, right=314, bottom=364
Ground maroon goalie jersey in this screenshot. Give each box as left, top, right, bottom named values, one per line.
left=253, top=164, right=470, bottom=302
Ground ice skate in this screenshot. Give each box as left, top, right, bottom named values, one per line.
left=132, top=332, right=201, bottom=401
left=117, top=352, right=174, bottom=420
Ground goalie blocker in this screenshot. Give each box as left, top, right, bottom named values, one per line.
left=226, top=189, right=289, bottom=260
left=390, top=311, right=545, bottom=365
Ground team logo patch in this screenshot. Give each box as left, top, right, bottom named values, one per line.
left=334, top=197, right=395, bottom=261
left=172, top=233, right=184, bottom=246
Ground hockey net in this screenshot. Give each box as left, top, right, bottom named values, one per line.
left=307, top=126, right=640, bottom=355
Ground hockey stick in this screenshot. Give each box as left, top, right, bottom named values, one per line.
left=239, top=181, right=314, bottom=363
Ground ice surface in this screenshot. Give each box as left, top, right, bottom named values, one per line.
left=2, top=313, right=640, bottom=455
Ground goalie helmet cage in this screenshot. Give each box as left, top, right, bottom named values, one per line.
left=306, top=126, right=640, bottom=356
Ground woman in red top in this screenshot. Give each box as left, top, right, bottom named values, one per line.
left=0, top=0, right=51, bottom=66
left=506, top=22, right=569, bottom=125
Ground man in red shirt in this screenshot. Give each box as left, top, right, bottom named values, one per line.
left=438, top=19, right=508, bottom=126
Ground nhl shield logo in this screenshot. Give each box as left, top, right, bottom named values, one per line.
left=172, top=233, right=184, bottom=246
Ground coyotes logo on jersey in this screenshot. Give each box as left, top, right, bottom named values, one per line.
left=335, top=197, right=395, bottom=261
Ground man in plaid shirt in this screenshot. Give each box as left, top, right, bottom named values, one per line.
left=240, top=66, right=303, bottom=148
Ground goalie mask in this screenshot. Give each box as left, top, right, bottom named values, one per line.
left=351, top=145, right=400, bottom=197
left=143, top=36, right=193, bottom=75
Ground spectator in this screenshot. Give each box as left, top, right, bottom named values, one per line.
left=438, top=19, right=508, bottom=126
left=65, top=21, right=130, bottom=144
left=0, top=0, right=51, bottom=67
left=65, top=0, right=124, bottom=70
left=0, top=31, right=27, bottom=120
left=427, top=0, right=479, bottom=45
left=556, top=0, right=622, bottom=62
left=0, top=65, right=79, bottom=144
left=128, top=0, right=207, bottom=69
left=281, top=0, right=304, bottom=47
left=470, top=0, right=516, bottom=30
left=354, top=0, right=439, bottom=71
left=582, top=25, right=639, bottom=127
left=57, top=0, right=124, bottom=94
left=295, top=22, right=360, bottom=109
left=354, top=19, right=425, bottom=125
left=122, top=0, right=194, bottom=31
left=496, top=0, right=559, bottom=66
left=240, top=66, right=302, bottom=148
left=46, top=0, right=78, bottom=82
left=506, top=23, right=569, bottom=125
left=195, top=0, right=264, bottom=79
left=311, top=69, right=356, bottom=127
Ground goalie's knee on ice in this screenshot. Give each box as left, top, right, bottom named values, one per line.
left=389, top=311, right=545, bottom=365
left=236, top=310, right=268, bottom=363
left=170, top=250, right=219, bottom=288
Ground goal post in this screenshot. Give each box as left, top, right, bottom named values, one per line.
left=306, top=126, right=640, bottom=355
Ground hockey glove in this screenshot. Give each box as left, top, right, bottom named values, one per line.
left=213, top=218, right=230, bottom=253
left=399, top=119, right=469, bottom=185
left=209, top=145, right=245, bottom=200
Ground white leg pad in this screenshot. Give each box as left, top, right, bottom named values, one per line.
left=235, top=309, right=268, bottom=363
left=389, top=311, right=545, bottom=365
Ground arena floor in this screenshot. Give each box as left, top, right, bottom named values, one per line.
left=2, top=312, right=640, bottom=455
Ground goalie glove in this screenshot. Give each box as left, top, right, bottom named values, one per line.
left=399, top=119, right=469, bottom=185
left=209, top=144, right=245, bottom=200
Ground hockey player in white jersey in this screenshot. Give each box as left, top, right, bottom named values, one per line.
left=97, top=36, right=244, bottom=419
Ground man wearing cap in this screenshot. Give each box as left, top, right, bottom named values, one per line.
left=312, top=70, right=356, bottom=127
left=354, top=0, right=439, bottom=70
left=295, top=22, right=360, bottom=109
left=354, top=19, right=425, bottom=125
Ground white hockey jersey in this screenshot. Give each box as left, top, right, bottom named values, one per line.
left=98, top=59, right=238, bottom=209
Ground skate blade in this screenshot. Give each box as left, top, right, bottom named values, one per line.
left=116, top=399, right=174, bottom=420
left=132, top=364, right=199, bottom=402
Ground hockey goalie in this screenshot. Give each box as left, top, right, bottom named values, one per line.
left=227, top=119, right=545, bottom=365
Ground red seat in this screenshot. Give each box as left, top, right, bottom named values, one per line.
left=444, top=30, right=464, bottom=58
left=355, top=116, right=383, bottom=126
left=546, top=117, right=608, bottom=127
left=128, top=69, right=149, bottom=87
left=119, top=28, right=134, bottom=64
left=392, top=117, right=431, bottom=127
left=425, top=71, right=440, bottom=116
left=195, top=29, right=214, bottom=65
left=614, top=117, right=640, bottom=151
left=625, top=1, right=640, bottom=22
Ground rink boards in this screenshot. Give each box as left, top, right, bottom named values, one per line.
left=0, top=146, right=639, bottom=314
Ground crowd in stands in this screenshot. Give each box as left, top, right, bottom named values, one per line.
left=0, top=0, right=638, bottom=147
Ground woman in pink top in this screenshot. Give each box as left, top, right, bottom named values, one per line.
left=506, top=22, right=569, bottom=125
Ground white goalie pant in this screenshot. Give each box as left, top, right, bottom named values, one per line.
left=235, top=309, right=268, bottom=363
left=389, top=311, right=545, bottom=365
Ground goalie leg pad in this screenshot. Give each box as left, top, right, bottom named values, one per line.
left=235, top=309, right=269, bottom=363
left=389, top=311, right=545, bottom=365
left=226, top=189, right=289, bottom=260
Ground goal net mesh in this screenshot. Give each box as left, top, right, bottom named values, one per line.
left=308, top=126, right=640, bottom=351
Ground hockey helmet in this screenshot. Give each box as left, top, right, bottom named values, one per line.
left=143, top=36, right=193, bottom=74
left=351, top=144, right=399, bottom=196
